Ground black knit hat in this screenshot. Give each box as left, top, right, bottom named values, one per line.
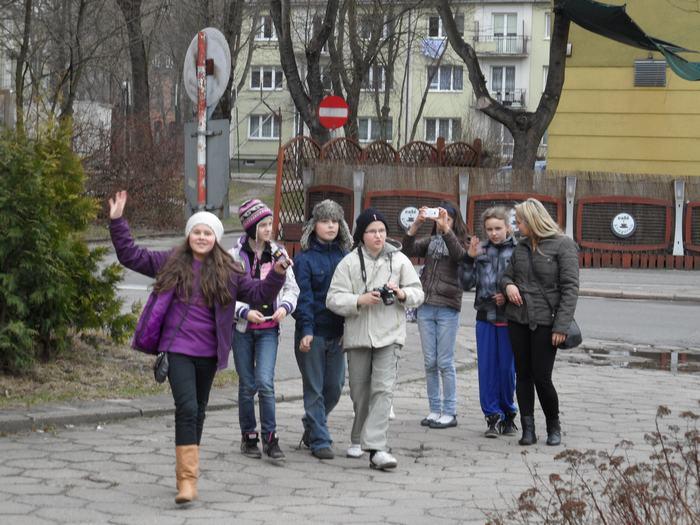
left=353, top=208, right=388, bottom=246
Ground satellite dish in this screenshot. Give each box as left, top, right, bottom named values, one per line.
left=183, top=27, right=231, bottom=107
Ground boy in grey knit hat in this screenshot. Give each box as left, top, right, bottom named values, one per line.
left=292, top=200, right=352, bottom=460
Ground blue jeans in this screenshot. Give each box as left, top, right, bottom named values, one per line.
left=232, top=327, right=279, bottom=435
left=476, top=321, right=517, bottom=418
left=416, top=304, right=460, bottom=416
left=294, top=331, right=346, bottom=451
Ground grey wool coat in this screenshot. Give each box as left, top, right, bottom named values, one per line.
left=500, top=235, right=580, bottom=333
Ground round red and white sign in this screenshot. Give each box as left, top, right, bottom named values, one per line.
left=318, top=95, right=349, bottom=129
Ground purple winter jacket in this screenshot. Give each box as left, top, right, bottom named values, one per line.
left=110, top=217, right=285, bottom=370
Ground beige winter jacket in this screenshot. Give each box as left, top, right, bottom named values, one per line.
left=326, top=240, right=424, bottom=350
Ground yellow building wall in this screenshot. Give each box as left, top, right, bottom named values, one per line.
left=548, top=1, right=700, bottom=176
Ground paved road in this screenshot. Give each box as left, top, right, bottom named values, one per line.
left=1, top=359, right=698, bottom=524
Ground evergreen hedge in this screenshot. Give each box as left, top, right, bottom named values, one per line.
left=0, top=126, right=136, bottom=374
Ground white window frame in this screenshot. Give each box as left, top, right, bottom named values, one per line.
left=361, top=65, right=386, bottom=92
left=358, top=117, right=393, bottom=142
left=493, top=13, right=518, bottom=37
left=544, top=12, right=552, bottom=40
left=359, top=16, right=390, bottom=40
left=250, top=66, right=284, bottom=90
left=256, top=15, right=277, bottom=41
left=428, top=14, right=463, bottom=38
left=249, top=114, right=281, bottom=140
left=424, top=118, right=461, bottom=143
left=427, top=65, right=463, bottom=92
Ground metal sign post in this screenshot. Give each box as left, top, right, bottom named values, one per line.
left=196, top=31, right=207, bottom=210
left=183, top=27, right=232, bottom=217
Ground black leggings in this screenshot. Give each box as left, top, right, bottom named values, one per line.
left=168, top=352, right=217, bottom=446
left=507, top=321, right=559, bottom=420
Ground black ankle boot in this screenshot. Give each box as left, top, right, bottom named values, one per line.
left=546, top=418, right=561, bottom=446
left=519, top=415, right=537, bottom=446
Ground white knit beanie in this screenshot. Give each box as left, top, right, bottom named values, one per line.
left=185, top=212, right=224, bottom=242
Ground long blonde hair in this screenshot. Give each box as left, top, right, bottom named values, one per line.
left=514, top=198, right=561, bottom=241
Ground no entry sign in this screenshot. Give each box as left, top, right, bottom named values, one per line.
left=318, top=95, right=349, bottom=129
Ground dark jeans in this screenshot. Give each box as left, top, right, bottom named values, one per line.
left=507, top=321, right=559, bottom=420
left=168, top=352, right=217, bottom=446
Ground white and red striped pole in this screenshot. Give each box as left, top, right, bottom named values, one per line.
left=196, top=31, right=207, bottom=209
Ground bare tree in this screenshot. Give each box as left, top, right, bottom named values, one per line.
left=437, top=0, right=570, bottom=169
left=115, top=0, right=152, bottom=147
left=14, top=0, right=32, bottom=135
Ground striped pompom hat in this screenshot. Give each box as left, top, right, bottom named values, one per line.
left=238, top=198, right=273, bottom=239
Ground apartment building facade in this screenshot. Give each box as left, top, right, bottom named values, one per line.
left=232, top=0, right=552, bottom=169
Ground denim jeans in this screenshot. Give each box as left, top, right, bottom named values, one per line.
left=294, top=331, right=346, bottom=451
left=232, top=327, right=279, bottom=435
left=167, top=352, right=217, bottom=446
left=416, top=304, right=460, bottom=416
left=476, top=320, right=517, bottom=418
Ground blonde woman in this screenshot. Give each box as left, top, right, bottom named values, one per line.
left=500, top=198, right=579, bottom=447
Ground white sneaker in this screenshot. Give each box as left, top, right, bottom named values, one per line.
left=420, top=412, right=440, bottom=427
left=346, top=443, right=364, bottom=458
left=370, top=450, right=398, bottom=470
left=389, top=405, right=396, bottom=420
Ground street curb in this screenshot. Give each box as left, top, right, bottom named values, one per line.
left=0, top=361, right=477, bottom=436
left=579, top=288, right=700, bottom=303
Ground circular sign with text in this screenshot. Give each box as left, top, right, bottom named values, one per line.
left=611, top=212, right=636, bottom=238
left=399, top=207, right=419, bottom=230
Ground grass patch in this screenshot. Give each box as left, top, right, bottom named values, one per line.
left=0, top=335, right=237, bottom=409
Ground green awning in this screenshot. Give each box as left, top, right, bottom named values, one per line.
left=560, top=0, right=700, bottom=81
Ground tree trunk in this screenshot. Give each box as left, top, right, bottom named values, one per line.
left=116, top=0, right=152, bottom=148
left=438, top=0, right=570, bottom=169
left=14, top=0, right=33, bottom=136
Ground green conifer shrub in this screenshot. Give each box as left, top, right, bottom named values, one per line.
left=0, top=126, right=136, bottom=374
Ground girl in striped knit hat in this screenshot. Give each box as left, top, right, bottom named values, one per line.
left=229, top=199, right=299, bottom=461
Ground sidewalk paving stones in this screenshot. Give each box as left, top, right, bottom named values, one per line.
left=1, top=359, right=697, bottom=524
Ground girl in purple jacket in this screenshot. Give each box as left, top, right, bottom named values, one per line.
left=108, top=191, right=286, bottom=505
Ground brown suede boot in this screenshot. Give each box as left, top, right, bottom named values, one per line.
left=175, top=445, right=199, bottom=504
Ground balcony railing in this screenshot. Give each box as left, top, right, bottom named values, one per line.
left=473, top=34, right=528, bottom=56
left=490, top=89, right=527, bottom=108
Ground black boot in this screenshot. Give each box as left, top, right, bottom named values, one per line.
left=546, top=418, right=561, bottom=446
left=519, top=416, right=537, bottom=446
left=263, top=432, right=286, bottom=461
left=499, top=412, right=518, bottom=436
left=240, top=432, right=262, bottom=458
left=484, top=415, right=500, bottom=438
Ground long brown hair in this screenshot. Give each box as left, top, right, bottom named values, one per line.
left=153, top=240, right=244, bottom=307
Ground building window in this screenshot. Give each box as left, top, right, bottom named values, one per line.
left=359, top=16, right=390, bottom=40
left=251, top=66, right=283, bottom=90
left=425, top=118, right=461, bottom=142
left=361, top=65, right=386, bottom=91
left=358, top=117, right=393, bottom=142
left=256, top=15, right=277, bottom=41
left=634, top=60, right=666, bottom=87
left=544, top=12, right=551, bottom=40
left=427, top=14, right=463, bottom=37
left=493, top=13, right=518, bottom=53
left=427, top=65, right=463, bottom=91
left=249, top=114, right=281, bottom=140
left=491, top=65, right=516, bottom=100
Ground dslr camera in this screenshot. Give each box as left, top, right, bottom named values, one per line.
left=271, top=247, right=291, bottom=270
left=372, top=284, right=396, bottom=306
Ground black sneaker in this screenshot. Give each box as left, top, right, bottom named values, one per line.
left=499, top=412, right=518, bottom=436
left=311, top=447, right=334, bottom=460
left=263, top=432, right=286, bottom=461
left=241, top=432, right=262, bottom=458
left=484, top=415, right=500, bottom=438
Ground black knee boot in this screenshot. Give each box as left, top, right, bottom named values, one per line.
left=519, top=415, right=537, bottom=446
left=546, top=418, right=561, bottom=446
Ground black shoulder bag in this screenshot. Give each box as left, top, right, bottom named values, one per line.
left=527, top=248, right=582, bottom=349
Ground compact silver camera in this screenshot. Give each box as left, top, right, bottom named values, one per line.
left=424, top=208, right=439, bottom=219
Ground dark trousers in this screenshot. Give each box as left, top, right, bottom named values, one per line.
left=168, top=352, right=217, bottom=446
left=507, top=321, right=559, bottom=420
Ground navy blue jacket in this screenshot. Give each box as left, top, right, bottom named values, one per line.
left=292, top=235, right=346, bottom=338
